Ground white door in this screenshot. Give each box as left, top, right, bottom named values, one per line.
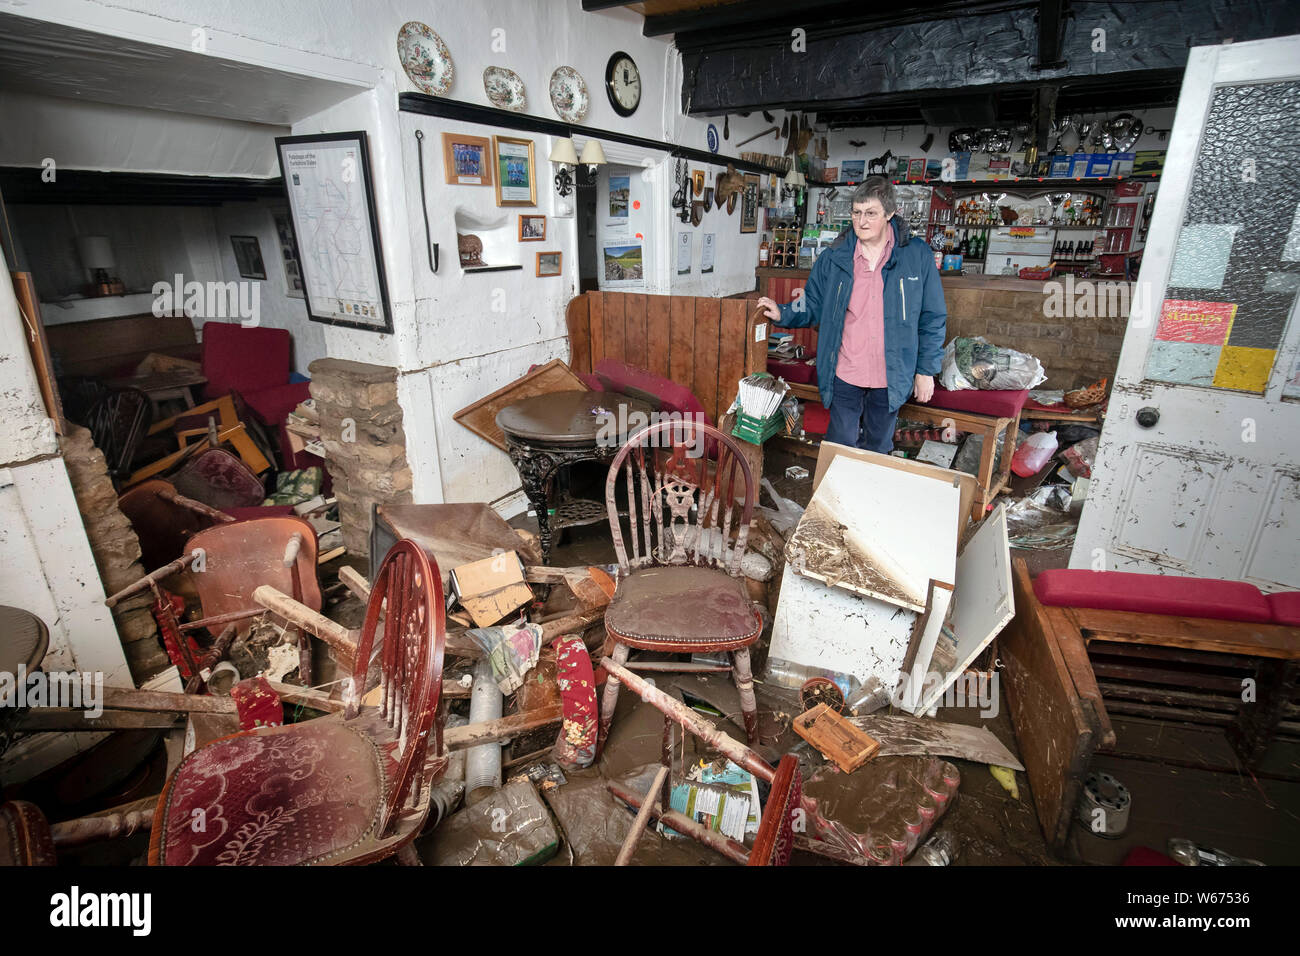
left=1071, top=35, right=1300, bottom=591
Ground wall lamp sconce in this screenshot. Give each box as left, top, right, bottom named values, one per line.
left=549, top=137, right=607, bottom=197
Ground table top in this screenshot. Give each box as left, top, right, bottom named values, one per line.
left=496, top=390, right=655, bottom=444
left=107, top=370, right=208, bottom=392
left=0, top=606, right=49, bottom=673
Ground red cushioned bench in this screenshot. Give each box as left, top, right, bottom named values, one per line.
left=1002, top=558, right=1300, bottom=854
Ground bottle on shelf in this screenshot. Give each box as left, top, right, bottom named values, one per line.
left=1001, top=257, right=1016, bottom=276
left=759, top=237, right=771, bottom=267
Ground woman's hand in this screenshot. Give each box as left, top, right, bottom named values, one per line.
left=913, top=374, right=935, bottom=403
left=756, top=296, right=781, bottom=323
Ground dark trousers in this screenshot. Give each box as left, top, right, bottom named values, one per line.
left=827, top=376, right=898, bottom=453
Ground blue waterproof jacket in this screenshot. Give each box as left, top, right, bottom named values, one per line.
left=776, top=215, right=947, bottom=412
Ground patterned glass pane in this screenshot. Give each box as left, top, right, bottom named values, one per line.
left=1148, top=80, right=1300, bottom=395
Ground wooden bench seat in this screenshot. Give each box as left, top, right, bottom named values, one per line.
left=1002, top=558, right=1300, bottom=854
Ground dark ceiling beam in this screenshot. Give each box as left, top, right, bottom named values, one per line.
left=580, top=0, right=636, bottom=10
left=665, top=0, right=1027, bottom=50
left=1033, top=0, right=1068, bottom=70
left=680, top=0, right=1300, bottom=117
left=0, top=167, right=283, bottom=205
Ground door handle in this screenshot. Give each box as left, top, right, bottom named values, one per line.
left=1136, top=406, right=1160, bottom=428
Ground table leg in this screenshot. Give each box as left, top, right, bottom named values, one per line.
left=509, top=446, right=560, bottom=562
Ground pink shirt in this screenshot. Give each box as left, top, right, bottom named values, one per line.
left=836, top=231, right=892, bottom=388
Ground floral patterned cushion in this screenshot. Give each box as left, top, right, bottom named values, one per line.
left=154, top=719, right=384, bottom=866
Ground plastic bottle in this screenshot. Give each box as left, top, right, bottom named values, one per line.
left=906, top=829, right=958, bottom=866
left=1011, top=430, right=1059, bottom=476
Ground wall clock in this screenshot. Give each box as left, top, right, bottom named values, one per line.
left=605, top=51, right=641, bottom=117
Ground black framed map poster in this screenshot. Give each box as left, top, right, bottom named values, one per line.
left=275, top=131, right=393, bottom=333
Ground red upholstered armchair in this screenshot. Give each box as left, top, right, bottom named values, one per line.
left=201, top=322, right=313, bottom=469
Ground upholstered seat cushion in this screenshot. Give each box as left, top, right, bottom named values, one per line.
left=605, top=565, right=761, bottom=650
left=1266, top=592, right=1300, bottom=626
left=154, top=718, right=384, bottom=866
left=927, top=386, right=1029, bottom=419
left=1034, top=569, right=1273, bottom=624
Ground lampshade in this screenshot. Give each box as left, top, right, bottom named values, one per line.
left=77, top=235, right=115, bottom=270
left=549, top=137, right=578, bottom=164
left=578, top=139, right=606, bottom=166
left=785, top=168, right=806, bottom=187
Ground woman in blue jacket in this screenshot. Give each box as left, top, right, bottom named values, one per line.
left=757, top=177, right=946, bottom=453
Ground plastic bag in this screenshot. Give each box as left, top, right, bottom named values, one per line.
left=940, top=337, right=1047, bottom=391
left=1011, top=431, right=1058, bottom=476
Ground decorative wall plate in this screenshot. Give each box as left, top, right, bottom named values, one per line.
left=484, top=67, right=526, bottom=112
left=397, top=22, right=453, bottom=95
left=549, top=66, right=589, bottom=123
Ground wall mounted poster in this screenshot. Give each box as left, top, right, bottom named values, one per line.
left=603, top=243, right=643, bottom=281
left=494, top=136, right=536, bottom=206
left=275, top=131, right=392, bottom=333
left=676, top=232, right=692, bottom=275
left=609, top=175, right=630, bottom=217
left=272, top=209, right=305, bottom=298
left=701, top=233, right=716, bottom=273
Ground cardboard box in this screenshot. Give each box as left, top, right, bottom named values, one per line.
left=450, top=550, right=533, bottom=627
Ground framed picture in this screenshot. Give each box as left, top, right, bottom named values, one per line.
left=271, top=209, right=304, bottom=298
left=441, top=132, right=493, bottom=186
left=907, top=158, right=926, bottom=180
left=536, top=251, right=562, bottom=277
left=692, top=169, right=705, bottom=196
left=740, top=173, right=759, bottom=233
left=230, top=235, right=266, bottom=279
left=494, top=135, right=536, bottom=206
left=275, top=131, right=393, bottom=333
left=519, top=214, right=546, bottom=241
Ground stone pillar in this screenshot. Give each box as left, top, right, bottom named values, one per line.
left=308, top=358, right=412, bottom=558
left=59, top=424, right=168, bottom=682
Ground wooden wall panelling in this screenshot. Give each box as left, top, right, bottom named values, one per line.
left=692, top=298, right=721, bottom=425
left=718, top=299, right=748, bottom=412
left=602, top=292, right=626, bottom=369
left=646, top=295, right=672, bottom=380
left=565, top=295, right=592, bottom=374
left=588, top=292, right=606, bottom=370
left=624, top=293, right=647, bottom=372
left=668, top=295, right=696, bottom=393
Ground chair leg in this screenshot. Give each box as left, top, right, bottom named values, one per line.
left=597, top=643, right=631, bottom=759
left=731, top=648, right=760, bottom=746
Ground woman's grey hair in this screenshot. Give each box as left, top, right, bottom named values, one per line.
left=851, top=176, right=897, bottom=216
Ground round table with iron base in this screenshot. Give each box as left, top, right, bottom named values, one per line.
left=497, top=390, right=655, bottom=563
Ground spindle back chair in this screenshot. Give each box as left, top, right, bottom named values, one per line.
left=600, top=420, right=764, bottom=751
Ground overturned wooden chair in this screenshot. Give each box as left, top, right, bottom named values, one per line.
left=598, top=420, right=764, bottom=753
left=149, top=540, right=447, bottom=866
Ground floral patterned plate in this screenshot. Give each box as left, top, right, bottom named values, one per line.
left=484, top=66, right=526, bottom=112
left=397, top=21, right=453, bottom=96
left=549, top=66, right=589, bottom=123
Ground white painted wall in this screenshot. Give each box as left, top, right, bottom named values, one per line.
left=0, top=89, right=285, bottom=178
left=0, top=262, right=129, bottom=684
left=212, top=201, right=322, bottom=375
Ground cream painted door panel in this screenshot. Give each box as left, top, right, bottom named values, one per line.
left=1071, top=37, right=1300, bottom=591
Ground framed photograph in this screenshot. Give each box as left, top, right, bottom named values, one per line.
left=907, top=158, right=926, bottom=180
left=494, top=135, right=536, bottom=206
left=841, top=159, right=865, bottom=182
left=740, top=173, right=760, bottom=233
left=275, top=131, right=393, bottom=333
left=271, top=209, right=305, bottom=298
left=536, top=251, right=562, bottom=277
left=519, top=214, right=547, bottom=241
left=441, top=132, right=493, bottom=186
left=230, top=235, right=266, bottom=279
